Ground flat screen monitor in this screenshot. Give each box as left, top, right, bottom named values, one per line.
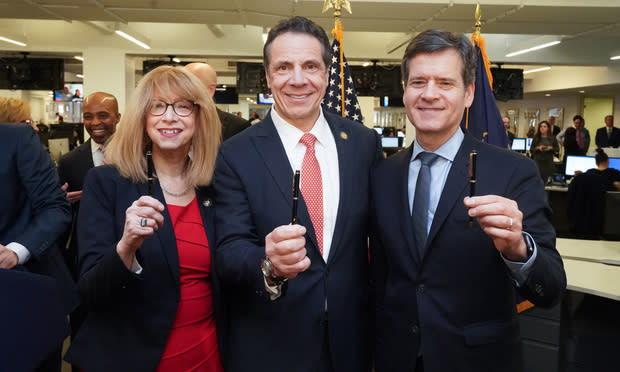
left=609, top=157, right=620, bottom=171
left=511, top=138, right=526, bottom=151
left=397, top=130, right=405, bottom=138
left=381, top=137, right=399, bottom=148
left=526, top=137, right=533, bottom=151
left=257, top=93, right=274, bottom=105
left=565, top=155, right=596, bottom=176
left=373, top=127, right=384, bottom=135
left=54, top=83, right=83, bottom=102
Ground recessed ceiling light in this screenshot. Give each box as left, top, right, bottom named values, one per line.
left=579, top=90, right=585, bottom=93
left=523, top=67, right=551, bottom=74
left=545, top=93, right=551, bottom=97
left=506, top=40, right=561, bottom=57
left=76, top=74, right=84, bottom=79
left=74, top=56, right=84, bottom=61
left=611, top=55, right=620, bottom=60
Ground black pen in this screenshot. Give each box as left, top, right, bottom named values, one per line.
left=146, top=150, right=153, bottom=196
left=291, top=170, right=300, bottom=224
left=469, top=150, right=478, bottom=227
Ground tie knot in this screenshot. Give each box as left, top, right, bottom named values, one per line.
left=417, top=151, right=439, bottom=167
left=300, top=133, right=317, bottom=148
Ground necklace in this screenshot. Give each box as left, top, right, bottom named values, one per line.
left=159, top=181, right=191, bottom=197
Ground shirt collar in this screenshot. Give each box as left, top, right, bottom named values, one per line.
left=411, top=128, right=464, bottom=163
left=90, top=139, right=103, bottom=154
left=271, top=107, right=331, bottom=151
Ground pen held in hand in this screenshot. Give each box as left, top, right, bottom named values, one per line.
left=146, top=150, right=153, bottom=197
left=291, top=170, right=300, bottom=224
left=469, top=150, right=478, bottom=227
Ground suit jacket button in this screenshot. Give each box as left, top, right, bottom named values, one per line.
left=411, top=325, right=419, bottom=334
left=417, top=284, right=425, bottom=294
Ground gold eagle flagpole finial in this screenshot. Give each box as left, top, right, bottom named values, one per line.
left=473, top=2, right=482, bottom=39
left=322, top=0, right=353, bottom=27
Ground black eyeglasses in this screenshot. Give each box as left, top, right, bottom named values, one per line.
left=149, top=99, right=197, bottom=117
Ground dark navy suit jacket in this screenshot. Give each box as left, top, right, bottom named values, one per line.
left=0, top=123, right=76, bottom=310
left=57, top=139, right=95, bottom=278
left=0, top=123, right=76, bottom=369
left=371, top=131, right=566, bottom=372
left=64, top=165, right=225, bottom=372
left=214, top=109, right=382, bottom=372
left=595, top=126, right=620, bottom=148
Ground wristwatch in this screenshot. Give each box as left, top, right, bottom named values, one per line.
left=261, top=257, right=287, bottom=286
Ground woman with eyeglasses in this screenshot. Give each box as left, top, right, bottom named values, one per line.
left=65, top=65, right=224, bottom=372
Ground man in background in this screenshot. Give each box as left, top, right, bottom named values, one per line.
left=58, top=91, right=120, bottom=278
left=185, top=62, right=250, bottom=141
left=549, top=116, right=561, bottom=137
left=503, top=116, right=515, bottom=148
left=595, top=115, right=620, bottom=148
left=557, top=114, right=590, bottom=154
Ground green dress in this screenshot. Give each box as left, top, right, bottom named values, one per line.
left=531, top=136, right=559, bottom=182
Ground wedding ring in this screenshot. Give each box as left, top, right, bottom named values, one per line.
left=140, top=217, right=148, bottom=227
left=507, top=217, right=513, bottom=230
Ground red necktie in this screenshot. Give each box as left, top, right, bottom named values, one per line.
left=300, top=133, right=323, bottom=254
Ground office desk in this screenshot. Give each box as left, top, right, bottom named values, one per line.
left=557, top=238, right=620, bottom=266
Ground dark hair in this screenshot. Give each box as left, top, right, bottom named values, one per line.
left=572, top=115, right=584, bottom=123
left=595, top=148, right=609, bottom=165
left=263, top=16, right=331, bottom=72
left=534, top=120, right=550, bottom=141
left=401, top=29, right=477, bottom=87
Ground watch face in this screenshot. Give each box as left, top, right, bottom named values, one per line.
left=261, top=258, right=273, bottom=277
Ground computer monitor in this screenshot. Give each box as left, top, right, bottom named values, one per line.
left=381, top=137, right=399, bottom=148
left=526, top=137, right=533, bottom=151
left=609, top=157, right=620, bottom=171
left=373, top=127, right=384, bottom=135
left=511, top=138, right=526, bottom=151
left=565, top=155, right=596, bottom=176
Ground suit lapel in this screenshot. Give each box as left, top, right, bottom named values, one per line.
left=325, top=115, right=351, bottom=265
left=425, top=133, right=476, bottom=254
left=143, top=179, right=180, bottom=284
left=250, top=115, right=319, bottom=251
left=398, top=146, right=422, bottom=266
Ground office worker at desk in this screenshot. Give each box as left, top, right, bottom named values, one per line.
left=213, top=16, right=382, bottom=372
left=65, top=66, right=224, bottom=372
left=370, top=29, right=566, bottom=372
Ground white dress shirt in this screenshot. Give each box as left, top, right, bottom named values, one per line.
left=272, top=108, right=340, bottom=262
left=91, top=139, right=105, bottom=167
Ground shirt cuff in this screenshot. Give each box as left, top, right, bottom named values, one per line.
left=501, top=231, right=538, bottom=287
left=263, top=276, right=283, bottom=301
left=6, top=242, right=31, bottom=265
left=130, top=257, right=143, bottom=274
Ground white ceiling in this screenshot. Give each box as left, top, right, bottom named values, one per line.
left=1, top=0, right=620, bottom=95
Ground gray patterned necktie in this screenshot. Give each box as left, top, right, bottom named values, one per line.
left=412, top=152, right=440, bottom=259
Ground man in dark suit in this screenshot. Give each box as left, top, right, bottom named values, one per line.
left=58, top=91, right=120, bottom=278
left=185, top=62, right=250, bottom=141
left=371, top=30, right=566, bottom=372
left=0, top=123, right=76, bottom=371
left=213, top=16, right=381, bottom=372
left=503, top=116, right=515, bottom=148
left=595, top=115, right=620, bottom=148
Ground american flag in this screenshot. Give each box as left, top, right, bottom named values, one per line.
left=322, top=38, right=363, bottom=124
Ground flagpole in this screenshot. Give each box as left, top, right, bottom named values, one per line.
left=323, top=0, right=353, bottom=118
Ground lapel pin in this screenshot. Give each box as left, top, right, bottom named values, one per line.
left=340, top=131, right=348, bottom=140
left=203, top=199, right=212, bottom=207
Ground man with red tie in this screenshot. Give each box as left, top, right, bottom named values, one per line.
left=213, top=16, right=382, bottom=372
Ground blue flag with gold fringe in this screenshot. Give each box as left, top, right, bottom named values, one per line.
left=460, top=44, right=508, bottom=148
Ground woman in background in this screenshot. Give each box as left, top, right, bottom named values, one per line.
left=65, top=65, right=225, bottom=372
left=531, top=120, right=559, bottom=183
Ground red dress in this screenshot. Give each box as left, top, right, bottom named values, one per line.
left=156, top=197, right=223, bottom=372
